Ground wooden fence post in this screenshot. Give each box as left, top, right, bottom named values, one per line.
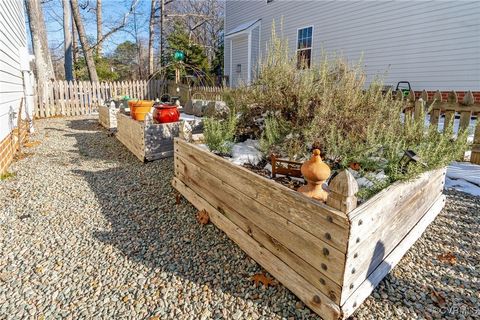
left=429, top=90, right=442, bottom=128
left=326, top=170, right=358, bottom=214
left=444, top=91, right=457, bottom=130
left=459, top=91, right=474, bottom=132
left=471, top=120, right=480, bottom=165
left=414, top=98, right=425, bottom=123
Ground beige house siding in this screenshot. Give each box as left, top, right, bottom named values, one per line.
left=225, top=0, right=480, bottom=90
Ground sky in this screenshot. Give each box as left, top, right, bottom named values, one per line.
left=37, top=0, right=155, bottom=55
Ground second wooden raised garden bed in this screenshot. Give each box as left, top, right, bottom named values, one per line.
left=116, top=113, right=202, bottom=162
left=172, top=138, right=446, bottom=319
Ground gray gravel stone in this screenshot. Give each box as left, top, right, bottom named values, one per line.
left=0, top=115, right=478, bottom=319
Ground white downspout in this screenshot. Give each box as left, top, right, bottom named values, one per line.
left=19, top=47, right=35, bottom=133
left=247, top=30, right=252, bottom=85
left=229, top=39, right=233, bottom=87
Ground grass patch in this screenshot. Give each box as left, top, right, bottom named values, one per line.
left=0, top=171, right=16, bottom=181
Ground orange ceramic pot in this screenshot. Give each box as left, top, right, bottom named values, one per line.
left=128, top=100, right=154, bottom=121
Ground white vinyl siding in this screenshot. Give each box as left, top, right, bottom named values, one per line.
left=0, top=0, right=27, bottom=141
left=230, top=34, right=249, bottom=87
left=225, top=0, right=480, bottom=91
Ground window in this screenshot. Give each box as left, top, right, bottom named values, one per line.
left=297, top=26, right=313, bottom=68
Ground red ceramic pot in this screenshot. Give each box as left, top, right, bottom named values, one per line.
left=153, top=103, right=180, bottom=124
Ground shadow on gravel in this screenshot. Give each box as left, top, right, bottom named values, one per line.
left=73, top=162, right=284, bottom=316
left=68, top=118, right=103, bottom=132
left=63, top=118, right=137, bottom=164
left=61, top=118, right=480, bottom=319
left=66, top=118, right=287, bottom=317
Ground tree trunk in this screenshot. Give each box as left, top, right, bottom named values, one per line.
left=25, top=0, right=56, bottom=82
left=62, top=0, right=73, bottom=81
left=96, top=0, right=102, bottom=56
left=148, top=0, right=156, bottom=77
left=159, top=0, right=165, bottom=70
left=25, top=0, right=55, bottom=112
left=72, top=15, right=79, bottom=65
left=70, top=0, right=99, bottom=82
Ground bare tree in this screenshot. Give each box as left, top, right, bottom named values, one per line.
left=25, top=0, right=56, bottom=83
left=70, top=0, right=99, bottom=82
left=148, top=0, right=157, bottom=77
left=62, top=0, right=73, bottom=81
left=72, top=15, right=79, bottom=65
left=96, top=0, right=102, bottom=56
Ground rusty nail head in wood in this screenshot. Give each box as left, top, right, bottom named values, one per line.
left=313, top=295, right=321, bottom=304
left=323, top=248, right=329, bottom=256
left=321, top=263, right=328, bottom=271
left=325, top=233, right=331, bottom=240
left=319, top=278, right=326, bottom=285
left=327, top=216, right=333, bottom=223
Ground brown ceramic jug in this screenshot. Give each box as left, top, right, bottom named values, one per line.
left=298, top=149, right=331, bottom=202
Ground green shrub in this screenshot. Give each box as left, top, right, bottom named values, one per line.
left=228, top=24, right=469, bottom=187
left=259, top=114, right=289, bottom=153
left=203, top=111, right=237, bottom=155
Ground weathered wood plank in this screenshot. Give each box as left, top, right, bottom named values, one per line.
left=348, top=169, right=443, bottom=223
left=341, top=194, right=446, bottom=317
left=116, top=113, right=145, bottom=161
left=172, top=177, right=342, bottom=320
left=175, top=139, right=350, bottom=251
left=65, top=81, right=72, bottom=117
left=175, top=154, right=346, bottom=285
left=174, top=162, right=343, bottom=303
left=472, top=120, right=480, bottom=165
left=458, top=110, right=471, bottom=132
left=342, top=172, right=445, bottom=302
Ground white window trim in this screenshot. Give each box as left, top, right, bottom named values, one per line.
left=296, top=25, right=314, bottom=67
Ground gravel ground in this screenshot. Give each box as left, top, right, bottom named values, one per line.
left=0, top=115, right=478, bottom=320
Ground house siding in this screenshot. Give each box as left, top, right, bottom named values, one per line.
left=230, top=34, right=249, bottom=87
left=0, top=0, right=29, bottom=173
left=225, top=0, right=480, bottom=90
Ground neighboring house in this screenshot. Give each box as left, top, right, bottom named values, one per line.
left=0, top=0, right=35, bottom=174
left=224, top=1, right=480, bottom=91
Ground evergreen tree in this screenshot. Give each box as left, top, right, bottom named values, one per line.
left=166, top=23, right=210, bottom=82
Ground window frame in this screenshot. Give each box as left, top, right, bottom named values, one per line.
left=296, top=25, right=314, bottom=68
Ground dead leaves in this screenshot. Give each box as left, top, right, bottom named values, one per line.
left=24, top=140, right=41, bottom=148
left=437, top=252, right=457, bottom=265
left=196, top=209, right=209, bottom=225
left=251, top=273, right=275, bottom=288
left=430, top=289, right=447, bottom=306
left=175, top=193, right=181, bottom=205
left=349, top=162, right=361, bottom=171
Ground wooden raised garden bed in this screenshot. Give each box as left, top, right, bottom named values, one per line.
left=172, top=138, right=446, bottom=320
left=116, top=113, right=201, bottom=162
left=98, top=104, right=119, bottom=129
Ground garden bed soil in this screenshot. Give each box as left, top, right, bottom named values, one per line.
left=172, top=138, right=446, bottom=320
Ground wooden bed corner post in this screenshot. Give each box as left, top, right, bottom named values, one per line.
left=326, top=170, right=359, bottom=214
left=271, top=154, right=277, bottom=178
